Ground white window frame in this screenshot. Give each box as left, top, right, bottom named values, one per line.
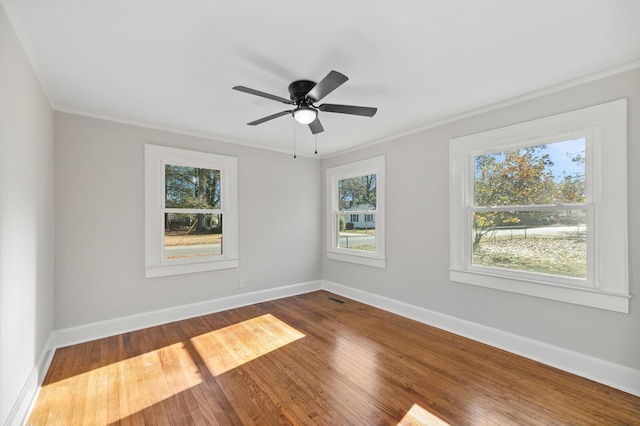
left=145, top=144, right=238, bottom=278
left=326, top=156, right=386, bottom=268
left=450, top=99, right=630, bottom=313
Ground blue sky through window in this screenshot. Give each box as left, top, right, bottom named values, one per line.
left=546, top=137, right=585, bottom=180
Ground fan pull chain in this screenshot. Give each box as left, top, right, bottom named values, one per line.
left=315, top=133, right=318, bottom=155
left=293, top=124, right=297, bottom=159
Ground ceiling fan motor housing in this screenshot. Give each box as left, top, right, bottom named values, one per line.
left=288, top=80, right=316, bottom=104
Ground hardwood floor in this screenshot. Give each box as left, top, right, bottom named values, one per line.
left=27, top=291, right=640, bottom=425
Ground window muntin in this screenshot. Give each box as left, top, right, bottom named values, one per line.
left=326, top=156, right=385, bottom=268
left=145, top=145, right=238, bottom=278
left=449, top=99, right=629, bottom=312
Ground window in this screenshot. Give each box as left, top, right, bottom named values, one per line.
left=145, top=144, right=238, bottom=278
left=326, top=156, right=385, bottom=268
left=450, top=99, right=629, bottom=312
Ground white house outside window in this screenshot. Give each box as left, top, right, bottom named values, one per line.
left=145, top=144, right=238, bottom=278
left=326, top=156, right=386, bottom=268
left=449, top=99, right=629, bottom=312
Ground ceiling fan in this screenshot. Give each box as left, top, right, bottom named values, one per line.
left=233, top=70, right=377, bottom=135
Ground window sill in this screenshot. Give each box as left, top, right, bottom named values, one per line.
left=146, top=257, right=239, bottom=278
left=327, top=251, right=386, bottom=268
left=450, top=268, right=630, bottom=313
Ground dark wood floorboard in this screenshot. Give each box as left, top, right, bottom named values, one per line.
left=27, top=290, right=640, bottom=425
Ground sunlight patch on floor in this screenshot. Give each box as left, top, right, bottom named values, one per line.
left=398, top=403, right=451, bottom=426
left=191, top=313, right=305, bottom=376
left=37, top=341, right=201, bottom=424
left=30, top=314, right=305, bottom=423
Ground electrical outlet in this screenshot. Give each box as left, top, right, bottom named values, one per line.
left=238, top=278, right=245, bottom=289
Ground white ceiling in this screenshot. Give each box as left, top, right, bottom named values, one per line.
left=3, top=0, right=640, bottom=157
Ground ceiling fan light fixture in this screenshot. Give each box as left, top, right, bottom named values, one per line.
left=293, top=106, right=317, bottom=124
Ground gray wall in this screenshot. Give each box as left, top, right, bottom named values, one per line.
left=0, top=4, right=55, bottom=423
left=54, top=113, right=321, bottom=329
left=322, top=68, right=640, bottom=370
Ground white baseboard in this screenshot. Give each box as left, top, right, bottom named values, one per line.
left=56, top=280, right=322, bottom=348
left=321, top=280, right=640, bottom=397
left=5, top=332, right=55, bottom=426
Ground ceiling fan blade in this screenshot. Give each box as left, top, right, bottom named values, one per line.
left=308, top=118, right=324, bottom=134
left=247, top=110, right=292, bottom=126
left=318, top=103, right=377, bottom=117
left=306, top=70, right=348, bottom=102
left=233, top=86, right=293, bottom=104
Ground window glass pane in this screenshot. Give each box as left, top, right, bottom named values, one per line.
left=165, top=165, right=221, bottom=209
left=472, top=209, right=587, bottom=278
left=338, top=174, right=377, bottom=211
left=337, top=213, right=376, bottom=252
left=474, top=138, right=586, bottom=207
left=164, top=213, right=222, bottom=259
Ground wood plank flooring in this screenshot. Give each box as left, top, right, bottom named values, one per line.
left=27, top=291, right=640, bottom=425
